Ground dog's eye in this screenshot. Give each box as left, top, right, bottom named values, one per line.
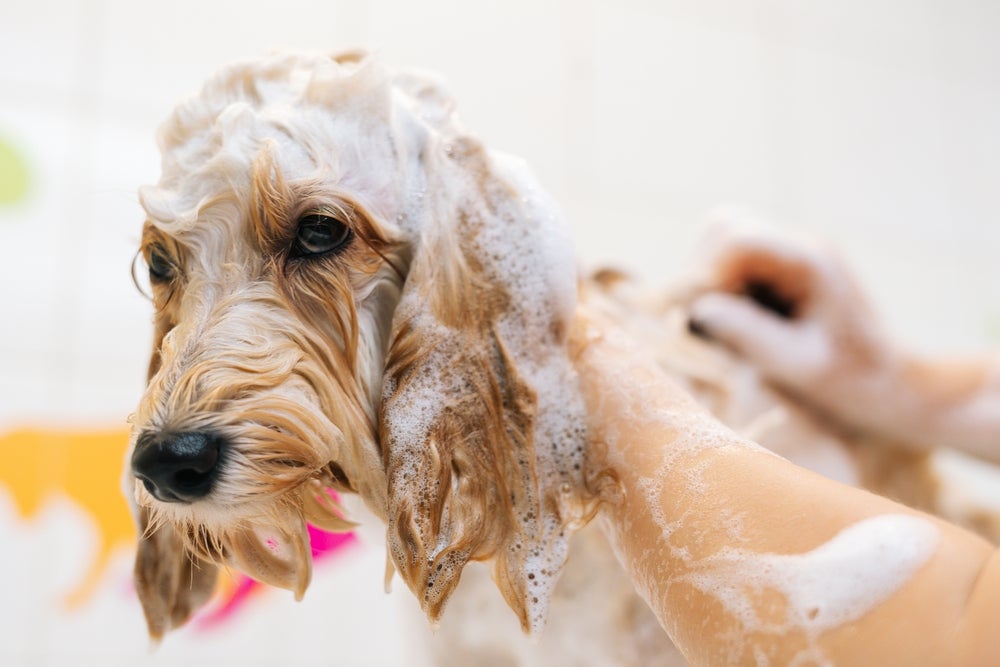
left=293, top=214, right=352, bottom=258
left=148, top=245, right=175, bottom=283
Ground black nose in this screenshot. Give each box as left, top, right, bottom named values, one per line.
left=131, top=430, right=223, bottom=503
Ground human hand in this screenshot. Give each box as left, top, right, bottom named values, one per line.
left=686, top=222, right=900, bottom=433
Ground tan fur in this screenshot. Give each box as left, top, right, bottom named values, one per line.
left=127, top=51, right=591, bottom=640
left=377, top=131, right=592, bottom=631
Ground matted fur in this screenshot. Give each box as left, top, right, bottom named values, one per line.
left=125, top=51, right=592, bottom=638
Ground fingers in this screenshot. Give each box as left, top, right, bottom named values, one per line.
left=689, top=292, right=830, bottom=383
left=697, top=222, right=829, bottom=319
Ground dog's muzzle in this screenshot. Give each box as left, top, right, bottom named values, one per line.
left=131, top=430, right=224, bottom=503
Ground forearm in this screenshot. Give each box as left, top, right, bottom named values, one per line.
left=574, top=316, right=1000, bottom=666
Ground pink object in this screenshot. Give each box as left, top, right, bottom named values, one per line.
left=195, top=525, right=357, bottom=630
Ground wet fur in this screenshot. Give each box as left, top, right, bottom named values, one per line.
left=126, top=52, right=591, bottom=639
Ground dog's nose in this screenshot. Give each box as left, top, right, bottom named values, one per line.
left=131, top=430, right=223, bottom=503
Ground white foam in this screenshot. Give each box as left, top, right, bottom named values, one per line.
left=474, top=152, right=587, bottom=632
left=380, top=321, right=450, bottom=463
left=379, top=144, right=588, bottom=633
left=681, top=513, right=939, bottom=661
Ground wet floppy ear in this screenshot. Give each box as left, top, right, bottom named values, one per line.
left=133, top=507, right=218, bottom=640
left=378, top=138, right=578, bottom=632
left=380, top=230, right=540, bottom=629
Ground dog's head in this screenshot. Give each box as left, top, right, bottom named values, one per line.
left=125, top=52, right=590, bottom=639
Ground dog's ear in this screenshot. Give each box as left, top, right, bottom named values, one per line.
left=133, top=506, right=218, bottom=640
left=380, top=136, right=586, bottom=633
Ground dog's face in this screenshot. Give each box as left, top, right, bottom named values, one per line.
left=125, top=52, right=590, bottom=639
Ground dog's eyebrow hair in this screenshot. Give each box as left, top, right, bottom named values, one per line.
left=249, top=144, right=400, bottom=264
left=140, top=220, right=165, bottom=246
left=138, top=222, right=181, bottom=274
left=249, top=146, right=297, bottom=252
left=248, top=146, right=358, bottom=250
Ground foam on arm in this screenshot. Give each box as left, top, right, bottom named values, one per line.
left=572, top=312, right=1000, bottom=666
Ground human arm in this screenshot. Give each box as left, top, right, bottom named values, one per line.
left=686, top=226, right=1000, bottom=464
left=572, top=310, right=1000, bottom=666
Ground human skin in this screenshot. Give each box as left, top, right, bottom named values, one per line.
left=686, top=225, right=1000, bottom=466
left=571, top=310, right=1000, bottom=666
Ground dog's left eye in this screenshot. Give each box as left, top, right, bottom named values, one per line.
left=148, top=245, right=175, bottom=283
left=292, top=214, right=352, bottom=257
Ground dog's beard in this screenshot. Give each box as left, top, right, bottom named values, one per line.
left=133, top=431, right=358, bottom=599
left=133, top=348, right=375, bottom=596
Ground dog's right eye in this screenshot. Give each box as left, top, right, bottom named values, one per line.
left=292, top=214, right=352, bottom=258
left=148, top=245, right=175, bottom=283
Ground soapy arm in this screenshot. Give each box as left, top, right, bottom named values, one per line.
left=686, top=225, right=1000, bottom=464
left=572, top=311, right=1000, bottom=666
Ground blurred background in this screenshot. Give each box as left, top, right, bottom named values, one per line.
left=1, top=0, right=998, bottom=665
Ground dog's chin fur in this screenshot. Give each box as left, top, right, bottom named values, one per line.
left=126, top=51, right=596, bottom=639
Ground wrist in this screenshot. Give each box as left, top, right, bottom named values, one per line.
left=836, top=352, right=1000, bottom=457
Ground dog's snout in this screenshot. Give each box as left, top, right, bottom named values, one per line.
left=131, top=430, right=223, bottom=503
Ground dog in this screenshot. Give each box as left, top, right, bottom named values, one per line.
left=126, top=51, right=1000, bottom=663
left=124, top=50, right=599, bottom=640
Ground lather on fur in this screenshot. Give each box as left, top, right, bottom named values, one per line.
left=126, top=52, right=1000, bottom=658
left=125, top=51, right=597, bottom=639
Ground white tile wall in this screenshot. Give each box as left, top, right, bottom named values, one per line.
left=1, top=1, right=998, bottom=663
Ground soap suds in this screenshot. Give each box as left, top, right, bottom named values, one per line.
left=379, top=142, right=589, bottom=635
left=680, top=513, right=939, bottom=664
left=463, top=151, right=589, bottom=633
